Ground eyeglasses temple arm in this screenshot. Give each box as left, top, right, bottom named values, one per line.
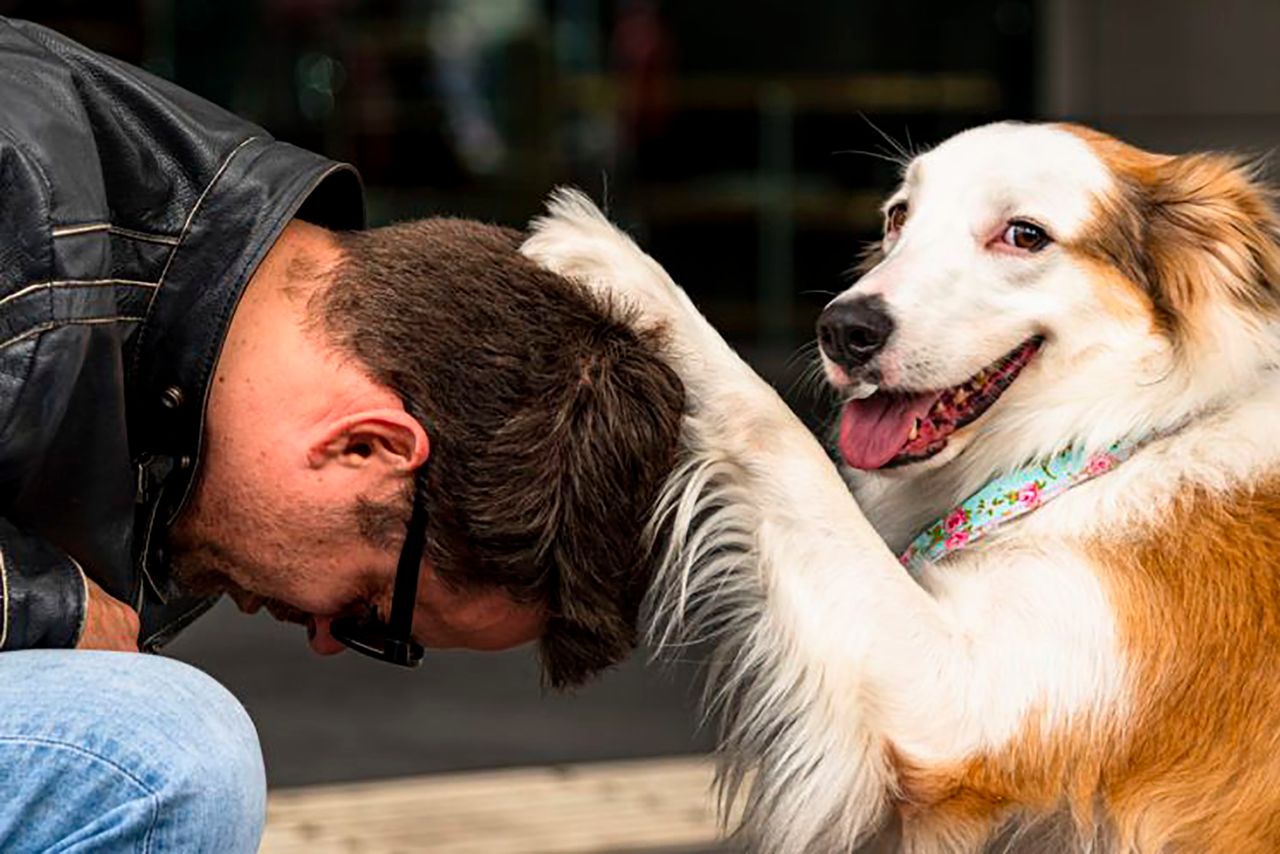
left=388, top=486, right=428, bottom=643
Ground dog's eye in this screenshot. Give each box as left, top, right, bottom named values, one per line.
left=1002, top=220, right=1052, bottom=252
left=885, top=202, right=908, bottom=236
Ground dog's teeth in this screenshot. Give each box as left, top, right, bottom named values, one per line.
left=908, top=419, right=920, bottom=441
left=953, top=388, right=968, bottom=404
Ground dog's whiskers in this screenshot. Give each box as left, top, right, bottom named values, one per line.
left=831, top=147, right=909, bottom=168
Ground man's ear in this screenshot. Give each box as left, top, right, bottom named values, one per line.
left=308, top=408, right=430, bottom=473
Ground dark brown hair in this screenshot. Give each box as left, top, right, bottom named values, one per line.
left=321, top=218, right=684, bottom=687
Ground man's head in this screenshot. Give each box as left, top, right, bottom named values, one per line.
left=169, top=217, right=684, bottom=687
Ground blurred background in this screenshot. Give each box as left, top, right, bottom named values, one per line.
left=4, top=1, right=1277, bottom=850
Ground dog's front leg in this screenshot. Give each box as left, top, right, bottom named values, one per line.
left=523, top=192, right=1123, bottom=853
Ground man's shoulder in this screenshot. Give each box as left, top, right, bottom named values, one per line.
left=0, top=17, right=294, bottom=367
left=0, top=18, right=270, bottom=246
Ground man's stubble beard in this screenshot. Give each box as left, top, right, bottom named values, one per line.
left=166, top=462, right=397, bottom=624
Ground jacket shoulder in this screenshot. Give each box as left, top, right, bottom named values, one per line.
left=0, top=18, right=269, bottom=244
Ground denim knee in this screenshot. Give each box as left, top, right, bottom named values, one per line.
left=137, top=656, right=267, bottom=853
left=0, top=650, right=266, bottom=853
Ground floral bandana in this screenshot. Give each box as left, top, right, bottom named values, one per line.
left=899, top=441, right=1140, bottom=575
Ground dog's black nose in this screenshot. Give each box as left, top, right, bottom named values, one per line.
left=817, top=296, right=895, bottom=371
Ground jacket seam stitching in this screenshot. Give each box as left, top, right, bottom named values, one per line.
left=143, top=135, right=262, bottom=323
left=50, top=224, right=181, bottom=246
left=0, top=316, right=144, bottom=353
left=0, top=279, right=158, bottom=311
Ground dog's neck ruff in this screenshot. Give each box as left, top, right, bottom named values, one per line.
left=900, top=439, right=1142, bottom=574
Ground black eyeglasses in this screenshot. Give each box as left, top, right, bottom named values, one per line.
left=329, top=473, right=428, bottom=668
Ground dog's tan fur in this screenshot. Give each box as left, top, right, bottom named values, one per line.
left=892, top=479, right=1280, bottom=852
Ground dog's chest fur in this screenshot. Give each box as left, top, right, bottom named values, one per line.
left=847, top=376, right=1280, bottom=852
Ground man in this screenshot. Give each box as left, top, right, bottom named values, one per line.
left=0, top=17, right=684, bottom=852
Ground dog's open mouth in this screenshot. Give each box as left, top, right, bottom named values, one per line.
left=838, top=337, right=1042, bottom=470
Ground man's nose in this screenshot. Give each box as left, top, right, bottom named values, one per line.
left=816, top=295, right=895, bottom=371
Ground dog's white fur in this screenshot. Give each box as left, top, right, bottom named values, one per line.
left=521, top=121, right=1280, bottom=853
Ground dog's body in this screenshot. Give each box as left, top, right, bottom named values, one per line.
left=522, top=122, right=1280, bottom=853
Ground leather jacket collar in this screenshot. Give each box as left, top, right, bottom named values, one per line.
left=128, top=138, right=364, bottom=532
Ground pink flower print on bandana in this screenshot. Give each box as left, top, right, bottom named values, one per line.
left=899, top=440, right=1141, bottom=575
left=1085, top=453, right=1115, bottom=476
left=1017, top=483, right=1042, bottom=507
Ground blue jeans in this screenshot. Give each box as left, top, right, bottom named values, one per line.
left=0, top=650, right=266, bottom=852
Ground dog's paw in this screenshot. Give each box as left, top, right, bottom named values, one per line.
left=523, top=188, right=767, bottom=410
left=521, top=188, right=686, bottom=331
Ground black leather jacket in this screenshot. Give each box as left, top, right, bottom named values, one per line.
left=0, top=19, right=364, bottom=650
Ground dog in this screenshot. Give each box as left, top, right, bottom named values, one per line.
left=521, top=121, right=1280, bottom=853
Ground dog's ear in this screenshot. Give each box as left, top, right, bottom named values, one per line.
left=1138, top=152, right=1280, bottom=329
left=1067, top=125, right=1280, bottom=336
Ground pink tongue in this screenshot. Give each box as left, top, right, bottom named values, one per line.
left=839, top=391, right=941, bottom=470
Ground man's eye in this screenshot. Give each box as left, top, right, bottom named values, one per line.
left=1001, top=220, right=1052, bottom=252
left=885, top=202, right=908, bottom=236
